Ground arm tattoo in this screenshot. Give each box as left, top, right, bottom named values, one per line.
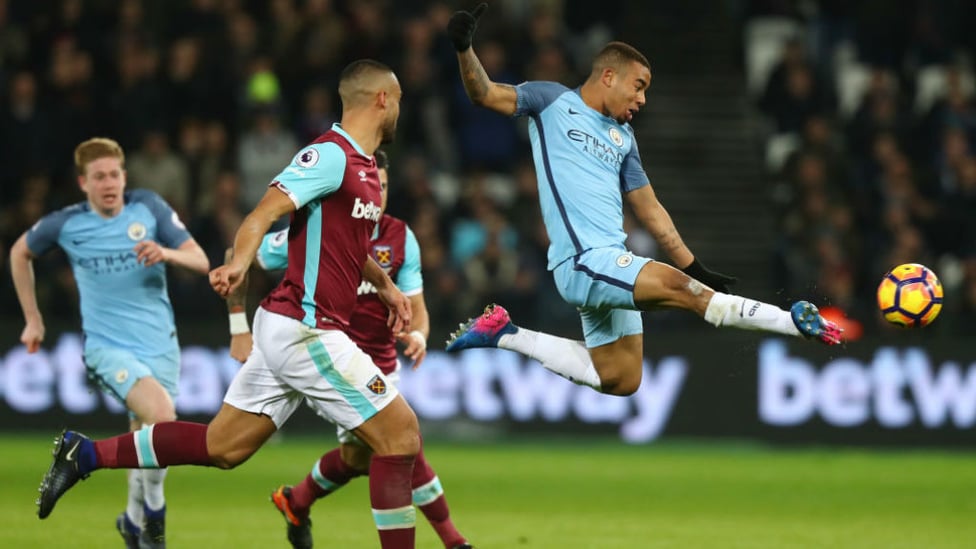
left=459, top=51, right=491, bottom=102
left=654, top=227, right=685, bottom=256
left=227, top=283, right=247, bottom=312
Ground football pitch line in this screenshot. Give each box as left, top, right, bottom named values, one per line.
left=5, top=433, right=974, bottom=548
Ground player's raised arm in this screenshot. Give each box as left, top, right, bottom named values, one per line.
left=449, top=3, right=517, bottom=116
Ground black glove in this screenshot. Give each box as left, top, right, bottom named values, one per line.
left=447, top=3, right=487, bottom=52
left=681, top=258, right=737, bottom=293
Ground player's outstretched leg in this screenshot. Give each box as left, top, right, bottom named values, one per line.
left=701, top=293, right=843, bottom=346
left=445, top=304, right=518, bottom=351
left=790, top=301, right=842, bottom=345
left=446, top=303, right=603, bottom=390
left=38, top=421, right=220, bottom=520
left=270, top=486, right=312, bottom=549
left=37, top=430, right=92, bottom=519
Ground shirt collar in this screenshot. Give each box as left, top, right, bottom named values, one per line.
left=331, top=123, right=368, bottom=157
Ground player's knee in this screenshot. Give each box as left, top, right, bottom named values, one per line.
left=141, top=407, right=177, bottom=425
left=340, top=443, right=372, bottom=473
left=207, top=448, right=247, bottom=470
left=600, top=370, right=642, bottom=396
left=375, top=417, right=421, bottom=457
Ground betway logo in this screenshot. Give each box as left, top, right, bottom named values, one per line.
left=351, top=198, right=380, bottom=221
left=0, top=335, right=686, bottom=444
left=759, top=340, right=976, bottom=428
left=400, top=349, right=687, bottom=443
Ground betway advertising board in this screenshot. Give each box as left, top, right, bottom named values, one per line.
left=0, top=332, right=972, bottom=446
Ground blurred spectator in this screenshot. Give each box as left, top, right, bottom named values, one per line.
left=7, top=0, right=974, bottom=339
left=46, top=39, right=99, bottom=184
left=127, top=129, right=191, bottom=216
left=933, top=127, right=970, bottom=194
left=782, top=115, right=851, bottom=187
left=237, top=105, right=298, bottom=209
left=450, top=39, right=522, bottom=173
left=300, top=0, right=347, bottom=81
left=294, top=84, right=338, bottom=144
left=851, top=0, right=912, bottom=70
left=760, top=38, right=835, bottom=133
left=194, top=119, right=234, bottom=214
left=110, top=44, right=164, bottom=151
left=936, top=156, right=976, bottom=258
left=0, top=0, right=29, bottom=76
left=162, top=36, right=205, bottom=121
left=761, top=65, right=833, bottom=133
left=0, top=71, right=50, bottom=202
left=343, top=0, right=396, bottom=64
left=190, top=169, right=246, bottom=267
left=114, top=0, right=159, bottom=52
left=0, top=173, right=53, bottom=249
left=846, top=69, right=912, bottom=158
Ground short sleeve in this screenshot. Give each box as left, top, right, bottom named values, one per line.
left=271, top=142, right=346, bottom=209
left=24, top=210, right=69, bottom=256
left=395, top=226, right=423, bottom=296
left=131, top=190, right=192, bottom=248
left=620, top=137, right=650, bottom=192
left=515, top=81, right=570, bottom=117
left=256, top=229, right=288, bottom=271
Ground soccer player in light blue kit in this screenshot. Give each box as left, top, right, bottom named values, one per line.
left=444, top=4, right=841, bottom=397
left=10, top=137, right=210, bottom=547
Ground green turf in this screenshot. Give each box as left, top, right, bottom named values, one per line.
left=4, top=433, right=975, bottom=548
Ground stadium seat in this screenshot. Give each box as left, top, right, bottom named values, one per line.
left=834, top=63, right=872, bottom=119
left=914, top=65, right=976, bottom=114
left=765, top=132, right=801, bottom=174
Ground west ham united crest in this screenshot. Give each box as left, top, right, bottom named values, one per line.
left=373, top=245, right=392, bottom=268
left=367, top=375, right=387, bottom=395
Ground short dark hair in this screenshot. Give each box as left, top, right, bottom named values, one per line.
left=375, top=149, right=388, bottom=170
left=592, top=41, right=651, bottom=74
left=339, top=59, right=393, bottom=85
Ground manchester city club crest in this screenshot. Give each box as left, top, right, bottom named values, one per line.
left=373, top=245, right=392, bottom=268
left=608, top=127, right=624, bottom=147
left=127, top=222, right=147, bottom=241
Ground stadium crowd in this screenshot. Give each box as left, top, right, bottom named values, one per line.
left=747, top=0, right=976, bottom=335
left=0, top=0, right=973, bottom=341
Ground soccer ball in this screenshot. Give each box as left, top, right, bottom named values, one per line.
left=876, top=263, right=943, bottom=328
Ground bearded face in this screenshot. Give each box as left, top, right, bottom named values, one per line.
left=380, top=108, right=398, bottom=144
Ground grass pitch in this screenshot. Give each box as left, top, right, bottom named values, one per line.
left=4, top=432, right=974, bottom=548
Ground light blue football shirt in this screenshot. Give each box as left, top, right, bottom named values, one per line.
left=256, top=224, right=423, bottom=294
left=25, top=190, right=191, bottom=357
left=514, top=81, right=650, bottom=270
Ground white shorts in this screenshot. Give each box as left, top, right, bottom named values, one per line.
left=224, top=308, right=399, bottom=431
left=331, top=365, right=401, bottom=445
